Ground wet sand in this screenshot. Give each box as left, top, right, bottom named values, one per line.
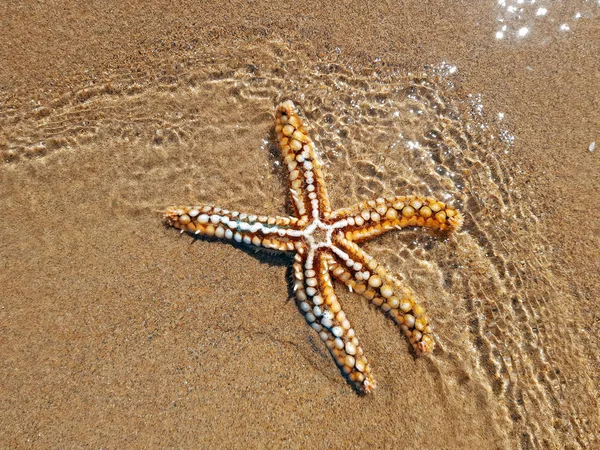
left=1, top=1, right=598, bottom=448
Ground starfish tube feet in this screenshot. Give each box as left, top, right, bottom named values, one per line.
left=275, top=100, right=332, bottom=221
left=164, top=205, right=302, bottom=252
left=329, top=195, right=463, bottom=242
left=327, top=238, right=435, bottom=354
left=293, top=250, right=375, bottom=393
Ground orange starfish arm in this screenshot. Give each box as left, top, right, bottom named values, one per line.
left=327, top=236, right=435, bottom=354
left=164, top=205, right=303, bottom=252
left=293, top=248, right=375, bottom=393
left=329, top=195, right=463, bottom=242
left=275, top=100, right=332, bottom=221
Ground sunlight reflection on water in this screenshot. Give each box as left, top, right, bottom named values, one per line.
left=494, top=0, right=598, bottom=41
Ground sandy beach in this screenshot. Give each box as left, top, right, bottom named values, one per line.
left=1, top=1, right=598, bottom=448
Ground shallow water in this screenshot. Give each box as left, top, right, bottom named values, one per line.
left=1, top=15, right=598, bottom=450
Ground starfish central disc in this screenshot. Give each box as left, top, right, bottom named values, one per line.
left=164, top=100, right=464, bottom=394
left=304, top=220, right=333, bottom=249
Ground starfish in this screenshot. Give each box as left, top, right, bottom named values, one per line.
left=164, top=101, right=463, bottom=393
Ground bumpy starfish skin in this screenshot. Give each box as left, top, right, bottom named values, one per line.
left=164, top=100, right=463, bottom=393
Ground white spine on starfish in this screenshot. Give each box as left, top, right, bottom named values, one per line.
left=191, top=212, right=306, bottom=239
left=305, top=249, right=315, bottom=271
left=332, top=219, right=349, bottom=229
left=329, top=244, right=351, bottom=263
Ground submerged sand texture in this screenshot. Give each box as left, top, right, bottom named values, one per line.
left=1, top=1, right=598, bottom=449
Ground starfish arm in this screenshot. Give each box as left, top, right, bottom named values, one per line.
left=327, top=236, right=435, bottom=354
left=275, top=101, right=332, bottom=221
left=329, top=195, right=463, bottom=242
left=292, top=248, right=375, bottom=393
left=164, top=205, right=303, bottom=252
